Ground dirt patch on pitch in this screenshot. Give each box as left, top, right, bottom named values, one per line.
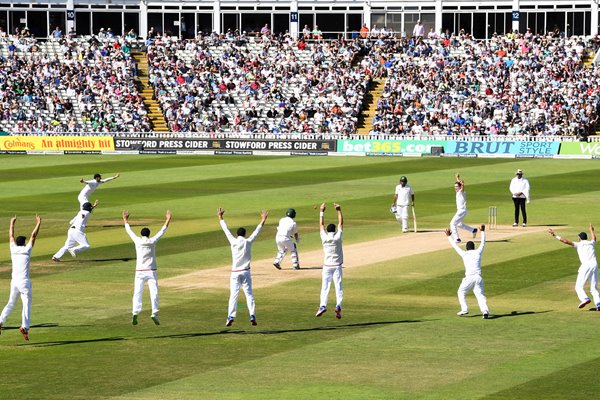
left=162, top=225, right=550, bottom=291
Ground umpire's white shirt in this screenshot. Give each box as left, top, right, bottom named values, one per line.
left=574, top=240, right=598, bottom=268
left=276, top=217, right=297, bottom=238
left=448, top=231, right=486, bottom=276
left=125, top=224, right=168, bottom=270
left=70, top=210, right=91, bottom=231
left=220, top=220, right=262, bottom=271
left=394, top=184, right=414, bottom=206
left=10, top=243, right=32, bottom=281
left=320, top=228, right=343, bottom=267
left=510, top=177, right=530, bottom=200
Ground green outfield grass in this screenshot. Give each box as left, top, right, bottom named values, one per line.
left=1, top=155, right=600, bottom=399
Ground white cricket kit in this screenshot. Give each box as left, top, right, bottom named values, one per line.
left=221, top=220, right=262, bottom=318
left=126, top=223, right=168, bottom=316
left=78, top=177, right=116, bottom=206
left=573, top=239, right=600, bottom=305
left=274, top=216, right=300, bottom=268
left=53, top=209, right=92, bottom=259
left=319, top=228, right=344, bottom=309
left=0, top=243, right=33, bottom=329
left=510, top=177, right=530, bottom=200
left=394, top=184, right=414, bottom=232
left=450, top=190, right=475, bottom=241
left=448, top=232, right=490, bottom=314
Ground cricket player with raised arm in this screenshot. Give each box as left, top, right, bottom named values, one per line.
left=124, top=210, right=171, bottom=326
left=445, top=224, right=490, bottom=319
left=549, top=224, right=599, bottom=310
left=450, top=173, right=477, bottom=243
left=273, top=208, right=300, bottom=270
left=78, top=173, right=119, bottom=207
left=0, top=214, right=41, bottom=341
left=219, top=207, right=268, bottom=327
left=315, top=203, right=344, bottom=319
left=391, top=176, right=414, bottom=233
left=52, top=200, right=98, bottom=261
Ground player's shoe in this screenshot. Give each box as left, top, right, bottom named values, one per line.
left=482, top=312, right=490, bottom=319
left=273, top=262, right=281, bottom=270
left=132, top=314, right=138, bottom=325
left=596, top=304, right=600, bottom=311
left=457, top=310, right=469, bottom=316
left=578, top=299, right=591, bottom=309
left=151, top=314, right=160, bottom=325
left=522, top=223, right=527, bottom=227
left=68, top=249, right=76, bottom=258
left=472, top=228, right=477, bottom=238
left=335, top=306, right=342, bottom=319
left=512, top=223, right=518, bottom=227
left=225, top=317, right=234, bottom=327
left=52, top=257, right=60, bottom=262
left=456, top=239, right=461, bottom=243
left=293, top=264, right=300, bottom=270
left=316, top=306, right=327, bottom=317
left=19, top=327, right=29, bottom=341
left=402, top=229, right=409, bottom=233
left=250, top=315, right=257, bottom=326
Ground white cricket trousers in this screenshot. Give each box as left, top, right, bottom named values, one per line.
left=320, top=265, right=343, bottom=309
left=450, top=209, right=475, bottom=241
left=228, top=269, right=255, bottom=319
left=575, top=264, right=600, bottom=305
left=132, top=270, right=159, bottom=316
left=53, top=228, right=91, bottom=259
left=78, top=193, right=89, bottom=208
left=274, top=236, right=299, bottom=268
left=457, top=274, right=489, bottom=314
left=395, top=205, right=409, bottom=231
left=0, top=279, right=31, bottom=329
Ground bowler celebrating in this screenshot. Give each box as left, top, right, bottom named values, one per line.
left=78, top=173, right=119, bottom=207
left=52, top=200, right=98, bottom=261
left=450, top=173, right=477, bottom=243
left=0, top=215, right=41, bottom=341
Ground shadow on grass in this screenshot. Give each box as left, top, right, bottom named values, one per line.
left=24, top=336, right=126, bottom=347
left=148, top=319, right=425, bottom=340
left=86, top=258, right=134, bottom=263
left=460, top=310, right=553, bottom=319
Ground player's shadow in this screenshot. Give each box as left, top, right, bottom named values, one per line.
left=25, top=337, right=126, bottom=347
left=0, top=322, right=60, bottom=332
left=146, top=319, right=424, bottom=340
left=86, top=257, right=134, bottom=262
left=486, top=310, right=553, bottom=319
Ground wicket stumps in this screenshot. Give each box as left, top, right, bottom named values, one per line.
left=488, top=206, right=497, bottom=229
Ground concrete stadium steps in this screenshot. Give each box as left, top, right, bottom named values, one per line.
left=583, top=49, right=595, bottom=68
left=132, top=51, right=169, bottom=132
left=356, top=78, right=384, bottom=135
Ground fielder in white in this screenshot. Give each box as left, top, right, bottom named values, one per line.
left=123, top=210, right=171, bottom=326
left=315, top=203, right=344, bottom=319
left=273, top=208, right=300, bottom=270
left=450, top=173, right=477, bottom=243
left=219, top=207, right=268, bottom=327
left=445, top=224, right=490, bottom=319
left=52, top=200, right=98, bottom=261
left=0, top=214, right=41, bottom=341
left=548, top=224, right=599, bottom=310
left=391, top=176, right=414, bottom=233
left=78, top=173, right=119, bottom=207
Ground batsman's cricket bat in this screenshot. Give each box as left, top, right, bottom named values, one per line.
left=412, top=206, right=417, bottom=233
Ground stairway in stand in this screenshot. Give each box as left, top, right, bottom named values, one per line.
left=356, top=78, right=385, bottom=135
left=131, top=51, right=169, bottom=132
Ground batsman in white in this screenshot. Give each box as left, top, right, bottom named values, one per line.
left=445, top=224, right=490, bottom=319
left=123, top=210, right=172, bottom=326
left=52, top=200, right=98, bottom=261
left=315, top=203, right=344, bottom=319
left=0, top=214, right=41, bottom=341
left=273, top=208, right=300, bottom=270
left=218, top=207, right=268, bottom=327
left=548, top=224, right=600, bottom=310
left=450, top=173, right=477, bottom=243
left=78, top=173, right=119, bottom=208
left=390, top=176, right=414, bottom=233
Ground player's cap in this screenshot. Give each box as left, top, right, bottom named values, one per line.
left=579, top=232, right=588, bottom=240
left=515, top=169, right=523, bottom=175
left=82, top=202, right=93, bottom=212
left=400, top=176, right=407, bottom=182
left=286, top=208, right=296, bottom=218
left=93, top=173, right=102, bottom=179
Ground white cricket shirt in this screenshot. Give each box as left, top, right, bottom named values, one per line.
left=574, top=240, right=598, bottom=268
left=394, top=184, right=414, bottom=207
left=125, top=223, right=168, bottom=270
left=320, top=228, right=343, bottom=267
left=448, top=231, right=486, bottom=276
left=70, top=209, right=91, bottom=231
left=79, top=177, right=116, bottom=199
left=220, top=220, right=263, bottom=271
left=10, top=242, right=32, bottom=281
left=276, top=216, right=298, bottom=238
left=456, top=191, right=467, bottom=211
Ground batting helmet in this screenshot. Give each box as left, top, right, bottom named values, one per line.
left=82, top=202, right=93, bottom=212
left=400, top=176, right=408, bottom=183
left=286, top=208, right=296, bottom=218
